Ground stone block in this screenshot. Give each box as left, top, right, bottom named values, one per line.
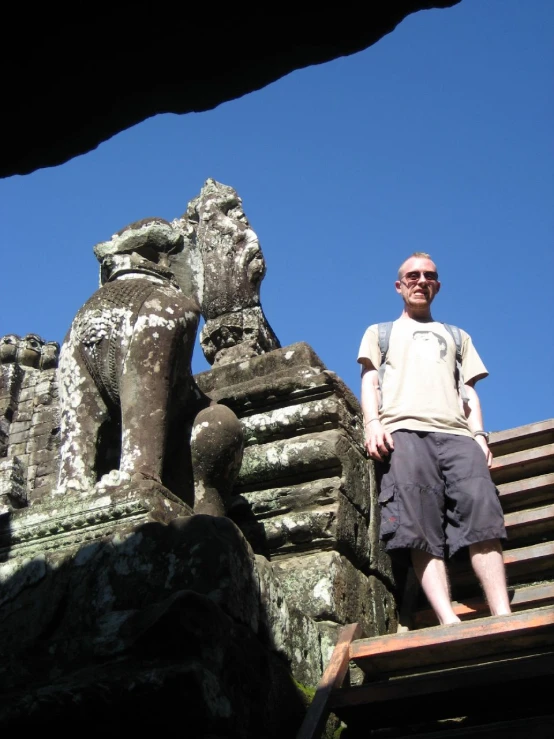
left=36, top=458, right=60, bottom=477
left=17, top=387, right=35, bottom=402
left=0, top=457, right=27, bottom=510
left=237, top=485, right=370, bottom=567
left=13, top=408, right=32, bottom=423
left=33, top=472, right=57, bottom=488
left=25, top=434, right=50, bottom=453
left=316, top=620, right=341, bottom=668
left=241, top=477, right=342, bottom=518
left=9, top=421, right=30, bottom=435
left=236, top=429, right=373, bottom=514
left=34, top=381, right=54, bottom=397
left=274, top=551, right=382, bottom=637
left=29, top=422, right=57, bottom=438
left=240, top=396, right=357, bottom=447
left=255, top=554, right=322, bottom=687
left=7, top=431, right=28, bottom=445
left=196, top=342, right=327, bottom=394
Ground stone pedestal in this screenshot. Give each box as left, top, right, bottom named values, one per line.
left=196, top=342, right=397, bottom=639
left=0, top=483, right=318, bottom=736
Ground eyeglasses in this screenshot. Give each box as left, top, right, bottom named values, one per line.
left=401, top=271, right=439, bottom=283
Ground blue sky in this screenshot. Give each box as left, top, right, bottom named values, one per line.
left=1, top=0, right=552, bottom=433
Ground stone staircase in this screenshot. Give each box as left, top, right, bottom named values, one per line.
left=297, top=419, right=554, bottom=738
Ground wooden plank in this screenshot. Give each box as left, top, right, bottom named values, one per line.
left=504, top=540, right=554, bottom=576
left=504, top=503, right=554, bottom=541
left=490, top=444, right=554, bottom=486
left=498, top=472, right=554, bottom=512
left=490, top=419, right=554, bottom=458
left=332, top=650, right=554, bottom=709
left=450, top=541, right=554, bottom=592
left=414, top=582, right=554, bottom=628
left=350, top=606, right=554, bottom=675
left=331, top=651, right=554, bottom=728
left=296, top=622, right=360, bottom=739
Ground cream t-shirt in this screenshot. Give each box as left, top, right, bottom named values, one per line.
left=357, top=319, right=488, bottom=437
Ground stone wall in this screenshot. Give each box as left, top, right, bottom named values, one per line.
left=0, top=335, right=61, bottom=510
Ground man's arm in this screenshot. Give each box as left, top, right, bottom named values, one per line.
left=361, top=365, right=395, bottom=462
left=464, top=379, right=493, bottom=468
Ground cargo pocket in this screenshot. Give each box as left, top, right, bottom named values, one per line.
left=378, top=485, right=400, bottom=540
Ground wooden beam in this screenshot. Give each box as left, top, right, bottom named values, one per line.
left=296, top=622, right=360, bottom=739
left=498, top=472, right=554, bottom=511
left=504, top=541, right=554, bottom=577
left=490, top=419, right=554, bottom=458
left=504, top=503, right=554, bottom=541
left=350, top=606, right=554, bottom=675
left=330, top=651, right=554, bottom=727
left=414, top=582, right=554, bottom=628
left=490, top=444, right=554, bottom=486
left=449, top=541, right=554, bottom=591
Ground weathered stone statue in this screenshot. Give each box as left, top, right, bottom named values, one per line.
left=177, top=178, right=280, bottom=366
left=0, top=180, right=397, bottom=737
left=56, top=217, right=243, bottom=515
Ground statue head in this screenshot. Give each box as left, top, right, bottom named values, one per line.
left=17, top=334, right=44, bottom=368
left=40, top=340, right=60, bottom=370
left=182, top=179, right=267, bottom=319
left=94, top=218, right=185, bottom=286
left=0, top=335, right=19, bottom=365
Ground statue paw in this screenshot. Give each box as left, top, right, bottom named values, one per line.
left=95, top=470, right=132, bottom=490
left=52, top=480, right=93, bottom=496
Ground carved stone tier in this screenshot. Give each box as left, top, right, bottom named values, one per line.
left=0, top=482, right=190, bottom=558
left=195, top=342, right=397, bottom=638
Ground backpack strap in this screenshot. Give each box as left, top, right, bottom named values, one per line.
left=442, top=324, right=469, bottom=404
left=377, top=322, right=393, bottom=409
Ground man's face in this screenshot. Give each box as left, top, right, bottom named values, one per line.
left=395, top=256, right=441, bottom=310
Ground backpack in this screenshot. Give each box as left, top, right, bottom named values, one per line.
left=377, top=321, right=469, bottom=407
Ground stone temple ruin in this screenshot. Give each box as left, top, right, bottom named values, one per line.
left=3, top=180, right=552, bottom=738
left=0, top=179, right=396, bottom=736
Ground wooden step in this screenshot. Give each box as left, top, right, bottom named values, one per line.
left=450, top=541, right=554, bottom=594
left=498, top=472, right=554, bottom=512
left=504, top=502, right=554, bottom=544
left=331, top=651, right=554, bottom=731
left=414, top=581, right=554, bottom=628
left=490, top=419, right=554, bottom=458
left=350, top=606, right=554, bottom=677
left=490, top=443, right=554, bottom=486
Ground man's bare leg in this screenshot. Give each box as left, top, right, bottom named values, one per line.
left=411, top=549, right=461, bottom=625
left=469, top=539, right=512, bottom=616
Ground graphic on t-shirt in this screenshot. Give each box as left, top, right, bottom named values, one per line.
left=413, top=331, right=447, bottom=363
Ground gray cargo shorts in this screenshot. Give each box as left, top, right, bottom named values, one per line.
left=375, top=430, right=507, bottom=558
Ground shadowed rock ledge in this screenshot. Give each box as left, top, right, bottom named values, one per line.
left=1, top=2, right=459, bottom=178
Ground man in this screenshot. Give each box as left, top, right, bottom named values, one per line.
left=358, top=252, right=511, bottom=625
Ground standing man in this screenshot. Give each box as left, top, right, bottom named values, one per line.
left=358, top=252, right=511, bottom=625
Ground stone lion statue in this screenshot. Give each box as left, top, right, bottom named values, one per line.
left=56, top=217, right=243, bottom=516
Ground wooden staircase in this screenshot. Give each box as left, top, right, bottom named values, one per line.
left=297, top=420, right=554, bottom=738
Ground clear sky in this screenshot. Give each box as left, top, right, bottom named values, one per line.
left=1, top=0, right=552, bottom=433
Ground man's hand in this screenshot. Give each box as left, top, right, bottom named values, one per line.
left=364, top=419, right=395, bottom=462
left=475, top=434, right=493, bottom=468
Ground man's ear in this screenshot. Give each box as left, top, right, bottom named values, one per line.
left=395, top=280, right=402, bottom=294
left=436, top=281, right=441, bottom=294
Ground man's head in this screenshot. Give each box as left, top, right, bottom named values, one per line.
left=395, top=252, right=440, bottom=318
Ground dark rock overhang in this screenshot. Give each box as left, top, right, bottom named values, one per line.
left=1, top=2, right=459, bottom=179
